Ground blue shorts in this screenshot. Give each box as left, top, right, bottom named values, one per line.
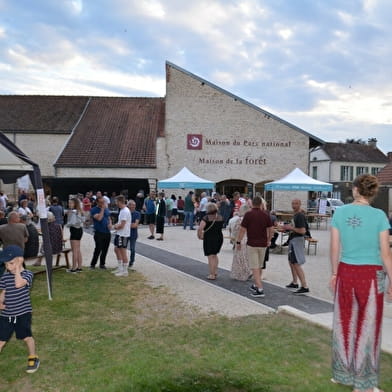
left=0, top=312, right=32, bottom=341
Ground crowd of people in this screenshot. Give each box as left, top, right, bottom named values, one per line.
left=0, top=175, right=392, bottom=392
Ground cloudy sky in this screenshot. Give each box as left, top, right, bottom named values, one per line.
left=1, top=0, right=392, bottom=153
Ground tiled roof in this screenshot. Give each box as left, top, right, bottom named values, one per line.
left=55, top=97, right=165, bottom=168
left=322, top=142, right=389, bottom=163
left=376, top=161, right=392, bottom=184
left=0, top=95, right=89, bottom=133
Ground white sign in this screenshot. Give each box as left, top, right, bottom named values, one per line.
left=36, top=188, right=47, bottom=219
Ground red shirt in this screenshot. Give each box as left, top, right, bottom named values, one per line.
left=240, top=208, right=272, bottom=247
left=82, top=197, right=91, bottom=212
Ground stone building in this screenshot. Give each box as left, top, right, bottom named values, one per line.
left=0, top=61, right=324, bottom=209
left=309, top=140, right=389, bottom=202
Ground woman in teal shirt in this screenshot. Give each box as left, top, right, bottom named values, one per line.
left=330, top=174, right=392, bottom=392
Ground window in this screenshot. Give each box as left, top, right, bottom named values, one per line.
left=312, top=166, right=318, bottom=179
left=371, top=167, right=381, bottom=175
left=340, top=166, right=353, bottom=181
left=356, top=167, right=369, bottom=176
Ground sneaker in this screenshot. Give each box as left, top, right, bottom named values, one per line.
left=250, top=284, right=258, bottom=292
left=89, top=265, right=96, bottom=270
left=293, top=287, right=310, bottom=295
left=76, top=268, right=83, bottom=273
left=251, top=288, right=265, bottom=298
left=66, top=269, right=77, bottom=273
left=99, top=265, right=107, bottom=270
left=147, top=235, right=155, bottom=239
left=26, top=356, right=40, bottom=373
left=285, top=282, right=299, bottom=289
left=115, top=269, right=128, bottom=277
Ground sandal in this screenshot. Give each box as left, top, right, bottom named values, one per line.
left=206, top=274, right=216, bottom=280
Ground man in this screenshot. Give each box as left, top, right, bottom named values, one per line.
left=112, top=195, right=131, bottom=277
left=183, top=191, right=195, bottom=230
left=232, top=191, right=242, bottom=215
left=284, top=199, right=310, bottom=295
left=20, top=215, right=39, bottom=259
left=127, top=200, right=140, bottom=268
left=155, top=192, right=166, bottom=241
left=143, top=191, right=156, bottom=239
left=236, top=196, right=273, bottom=298
left=0, top=212, right=29, bottom=250
left=0, top=192, right=8, bottom=212
left=199, top=192, right=208, bottom=220
left=90, top=196, right=112, bottom=270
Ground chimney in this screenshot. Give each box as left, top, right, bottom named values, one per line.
left=367, top=138, right=377, bottom=148
left=388, top=152, right=392, bottom=161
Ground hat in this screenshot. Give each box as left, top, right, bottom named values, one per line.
left=0, top=245, right=24, bottom=264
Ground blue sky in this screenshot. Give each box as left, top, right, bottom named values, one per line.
left=1, top=0, right=392, bottom=153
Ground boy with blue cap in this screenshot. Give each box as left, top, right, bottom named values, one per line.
left=0, top=245, right=39, bottom=373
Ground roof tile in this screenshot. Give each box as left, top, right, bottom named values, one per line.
left=55, top=97, right=165, bottom=168
left=0, top=95, right=89, bottom=133
left=323, top=142, right=389, bottom=163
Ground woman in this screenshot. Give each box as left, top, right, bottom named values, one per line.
left=198, top=202, right=224, bottom=280
left=170, top=194, right=178, bottom=226
left=230, top=204, right=251, bottom=281
left=66, top=197, right=84, bottom=273
left=33, top=211, right=63, bottom=266
left=18, top=199, right=34, bottom=223
left=330, top=174, right=392, bottom=392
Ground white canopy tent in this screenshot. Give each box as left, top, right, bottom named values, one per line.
left=264, top=168, right=332, bottom=210
left=157, top=167, right=215, bottom=189
left=265, top=168, right=333, bottom=192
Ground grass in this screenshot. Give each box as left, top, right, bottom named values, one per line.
left=1, top=268, right=391, bottom=392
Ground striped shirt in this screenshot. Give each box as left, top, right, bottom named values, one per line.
left=0, top=270, right=33, bottom=317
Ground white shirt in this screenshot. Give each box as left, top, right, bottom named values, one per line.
left=116, top=206, right=132, bottom=237
left=18, top=206, right=32, bottom=216
left=200, top=197, right=208, bottom=212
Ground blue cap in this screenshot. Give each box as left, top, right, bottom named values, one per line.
left=0, top=245, right=24, bottom=264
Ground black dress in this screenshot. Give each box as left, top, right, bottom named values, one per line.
left=202, top=214, right=224, bottom=256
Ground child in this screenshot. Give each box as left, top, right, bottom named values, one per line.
left=0, top=245, right=40, bottom=373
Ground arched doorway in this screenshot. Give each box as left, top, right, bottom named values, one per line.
left=216, top=179, right=253, bottom=198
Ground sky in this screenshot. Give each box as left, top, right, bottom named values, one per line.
left=1, top=0, right=392, bottom=153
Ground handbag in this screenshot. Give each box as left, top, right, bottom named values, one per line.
left=67, top=211, right=83, bottom=227
left=198, top=218, right=216, bottom=240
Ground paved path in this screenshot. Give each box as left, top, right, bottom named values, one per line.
left=136, top=242, right=333, bottom=314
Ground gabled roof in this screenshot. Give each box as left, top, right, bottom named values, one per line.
left=166, top=61, right=325, bottom=148
left=0, top=95, right=89, bottom=133
left=322, top=142, right=389, bottom=163
left=55, top=97, right=165, bottom=168
left=376, top=161, right=392, bottom=185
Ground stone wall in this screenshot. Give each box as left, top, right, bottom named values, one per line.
left=164, top=64, right=310, bottom=210
left=164, top=65, right=309, bottom=185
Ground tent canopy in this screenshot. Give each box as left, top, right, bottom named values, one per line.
left=0, top=142, right=34, bottom=184
left=0, top=132, right=54, bottom=300
left=265, top=168, right=332, bottom=192
left=157, top=167, right=215, bottom=189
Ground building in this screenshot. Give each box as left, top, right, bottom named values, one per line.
left=376, top=154, right=392, bottom=215
left=309, top=140, right=389, bottom=202
left=0, top=62, right=324, bottom=209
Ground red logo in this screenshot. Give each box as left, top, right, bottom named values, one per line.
left=187, top=134, right=203, bottom=150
